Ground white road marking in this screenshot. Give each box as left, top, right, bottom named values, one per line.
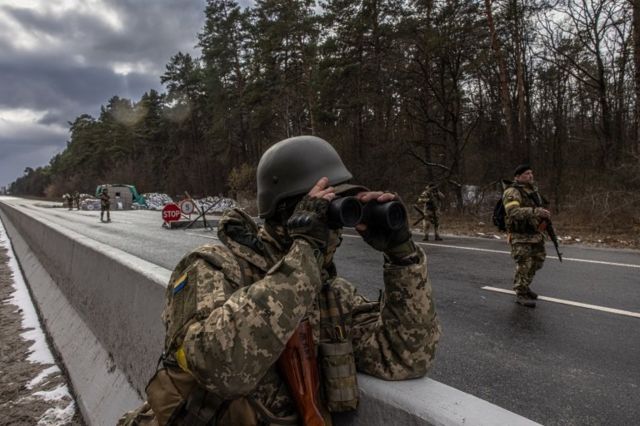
left=419, top=241, right=510, bottom=255
left=342, top=234, right=640, bottom=269
left=183, top=231, right=218, bottom=240
left=482, top=286, right=640, bottom=319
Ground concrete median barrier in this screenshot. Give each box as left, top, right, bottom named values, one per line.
left=0, top=200, right=540, bottom=426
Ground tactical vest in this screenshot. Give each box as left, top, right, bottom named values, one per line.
left=504, top=184, right=544, bottom=236
left=139, top=209, right=358, bottom=426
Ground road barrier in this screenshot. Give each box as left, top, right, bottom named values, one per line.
left=0, top=200, right=540, bottom=426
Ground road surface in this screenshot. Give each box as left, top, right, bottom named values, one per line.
left=2, top=197, right=639, bottom=425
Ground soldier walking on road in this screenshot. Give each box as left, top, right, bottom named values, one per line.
left=119, top=135, right=440, bottom=426
left=63, top=193, right=73, bottom=210
left=415, top=184, right=444, bottom=241
left=100, top=188, right=111, bottom=222
left=74, top=191, right=81, bottom=210
left=503, top=164, right=551, bottom=308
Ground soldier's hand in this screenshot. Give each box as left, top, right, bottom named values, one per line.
left=535, top=208, right=551, bottom=220
left=355, top=192, right=416, bottom=260
left=287, top=177, right=336, bottom=250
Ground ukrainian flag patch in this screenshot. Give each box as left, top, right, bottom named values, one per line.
left=173, top=273, right=188, bottom=295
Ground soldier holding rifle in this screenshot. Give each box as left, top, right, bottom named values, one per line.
left=503, top=164, right=561, bottom=308
left=414, top=184, right=444, bottom=241
left=119, top=136, right=440, bottom=425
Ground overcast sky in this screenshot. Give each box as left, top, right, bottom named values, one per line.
left=0, top=0, right=254, bottom=188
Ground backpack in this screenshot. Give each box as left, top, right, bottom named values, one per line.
left=492, top=198, right=507, bottom=231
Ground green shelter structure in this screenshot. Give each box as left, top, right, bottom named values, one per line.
left=95, top=184, right=146, bottom=210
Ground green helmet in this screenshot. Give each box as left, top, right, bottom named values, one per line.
left=257, top=136, right=352, bottom=218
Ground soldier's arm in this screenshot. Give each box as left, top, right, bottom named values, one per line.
left=179, top=240, right=323, bottom=397
left=503, top=187, right=539, bottom=222
left=348, top=248, right=440, bottom=380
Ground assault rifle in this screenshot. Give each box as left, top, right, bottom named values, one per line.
left=278, top=319, right=330, bottom=426
left=412, top=205, right=426, bottom=227
left=539, top=219, right=563, bottom=262
left=528, top=191, right=563, bottom=262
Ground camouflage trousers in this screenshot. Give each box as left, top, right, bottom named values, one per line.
left=510, top=241, right=546, bottom=295
left=100, top=206, right=111, bottom=221
left=422, top=209, right=440, bottom=236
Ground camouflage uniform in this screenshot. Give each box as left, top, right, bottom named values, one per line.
left=63, top=193, right=73, bottom=210
left=503, top=182, right=546, bottom=297
left=415, top=185, right=444, bottom=241
left=124, top=208, right=440, bottom=425
left=100, top=190, right=111, bottom=222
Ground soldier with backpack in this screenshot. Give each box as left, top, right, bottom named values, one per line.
left=501, top=164, right=551, bottom=308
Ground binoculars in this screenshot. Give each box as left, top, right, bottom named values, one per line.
left=328, top=196, right=406, bottom=230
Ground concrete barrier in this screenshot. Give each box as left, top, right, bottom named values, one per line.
left=0, top=200, right=540, bottom=426
left=0, top=202, right=167, bottom=425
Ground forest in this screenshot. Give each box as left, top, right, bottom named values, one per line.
left=10, top=0, right=640, bottom=235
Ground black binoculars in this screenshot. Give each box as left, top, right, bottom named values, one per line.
left=328, top=196, right=406, bottom=230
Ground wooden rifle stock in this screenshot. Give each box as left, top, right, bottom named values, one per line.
left=278, top=319, right=330, bottom=426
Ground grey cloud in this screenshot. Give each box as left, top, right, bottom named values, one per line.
left=0, top=0, right=207, bottom=186
left=0, top=131, right=65, bottom=187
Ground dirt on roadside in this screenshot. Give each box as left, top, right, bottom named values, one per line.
left=0, top=243, right=84, bottom=426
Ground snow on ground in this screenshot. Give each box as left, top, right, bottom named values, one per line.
left=136, top=193, right=173, bottom=210
left=195, top=195, right=236, bottom=213
left=2, top=225, right=56, bottom=365
left=80, top=198, right=101, bottom=210
left=135, top=193, right=237, bottom=213
left=0, top=217, right=80, bottom=425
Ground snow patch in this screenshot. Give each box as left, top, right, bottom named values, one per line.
left=0, top=219, right=55, bottom=365
left=28, top=365, right=61, bottom=389
left=37, top=401, right=77, bottom=426
left=32, top=384, right=71, bottom=402
left=0, top=217, right=77, bottom=422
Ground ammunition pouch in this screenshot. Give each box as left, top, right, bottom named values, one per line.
left=319, top=341, right=359, bottom=412
left=145, top=367, right=198, bottom=425
left=507, top=219, right=538, bottom=235
left=144, top=365, right=298, bottom=426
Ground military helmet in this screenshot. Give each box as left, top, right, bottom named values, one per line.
left=257, top=135, right=352, bottom=218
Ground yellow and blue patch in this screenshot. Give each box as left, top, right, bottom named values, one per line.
left=173, top=273, right=188, bottom=295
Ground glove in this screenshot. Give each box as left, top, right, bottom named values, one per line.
left=358, top=199, right=415, bottom=257
left=287, top=196, right=331, bottom=250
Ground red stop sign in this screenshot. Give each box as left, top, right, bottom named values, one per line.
left=162, top=203, right=182, bottom=222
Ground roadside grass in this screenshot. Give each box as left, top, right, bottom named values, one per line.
left=427, top=211, right=640, bottom=250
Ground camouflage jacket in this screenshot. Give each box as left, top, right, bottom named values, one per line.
left=161, top=208, right=440, bottom=421
left=503, top=182, right=545, bottom=244
left=100, top=193, right=110, bottom=208
left=416, top=187, right=444, bottom=211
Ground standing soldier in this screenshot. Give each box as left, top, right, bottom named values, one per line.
left=74, top=191, right=81, bottom=210
left=503, top=164, right=551, bottom=308
left=100, top=187, right=111, bottom=222
left=415, top=184, right=445, bottom=241
left=119, top=135, right=440, bottom=425
left=63, top=193, right=73, bottom=210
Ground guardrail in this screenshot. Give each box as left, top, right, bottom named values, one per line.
left=0, top=200, right=539, bottom=426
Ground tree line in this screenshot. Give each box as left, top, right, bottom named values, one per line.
left=10, top=0, right=640, bottom=227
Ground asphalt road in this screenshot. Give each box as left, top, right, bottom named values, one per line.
left=3, top=198, right=639, bottom=425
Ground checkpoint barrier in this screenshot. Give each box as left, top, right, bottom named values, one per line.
left=0, top=200, right=540, bottom=426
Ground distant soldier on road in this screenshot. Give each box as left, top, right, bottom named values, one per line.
left=100, top=188, right=111, bottom=222
left=415, top=184, right=444, bottom=241
left=503, top=164, right=551, bottom=308
left=74, top=191, right=81, bottom=210
left=63, top=193, right=73, bottom=210
left=119, top=135, right=440, bottom=425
